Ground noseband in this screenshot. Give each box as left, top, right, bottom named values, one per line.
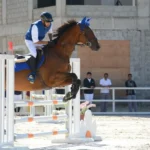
left=77, top=27, right=97, bottom=47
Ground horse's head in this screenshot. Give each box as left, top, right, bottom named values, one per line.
left=77, top=17, right=100, bottom=51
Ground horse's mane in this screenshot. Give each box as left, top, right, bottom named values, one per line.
left=43, top=20, right=77, bottom=56
left=53, top=19, right=77, bottom=42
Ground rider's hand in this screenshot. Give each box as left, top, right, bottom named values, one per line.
left=48, top=41, right=55, bottom=47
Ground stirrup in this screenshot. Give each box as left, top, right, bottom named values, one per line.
left=28, top=73, right=36, bottom=84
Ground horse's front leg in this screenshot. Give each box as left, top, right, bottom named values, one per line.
left=53, top=72, right=81, bottom=102
left=63, top=73, right=81, bottom=102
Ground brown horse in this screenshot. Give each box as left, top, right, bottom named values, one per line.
left=15, top=19, right=100, bottom=101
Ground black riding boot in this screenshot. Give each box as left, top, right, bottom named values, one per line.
left=27, top=56, right=37, bottom=84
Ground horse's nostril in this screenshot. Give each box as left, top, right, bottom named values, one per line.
left=97, top=45, right=100, bottom=49
left=86, top=42, right=92, bottom=47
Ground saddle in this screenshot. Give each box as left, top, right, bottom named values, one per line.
left=15, top=41, right=55, bottom=63
left=14, top=50, right=44, bottom=72
left=14, top=41, right=54, bottom=72
left=15, top=49, right=43, bottom=63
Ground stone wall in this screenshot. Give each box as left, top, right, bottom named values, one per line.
left=6, top=0, right=28, bottom=24
left=66, top=6, right=136, bottom=17
left=0, top=0, right=149, bottom=97
left=33, top=6, right=56, bottom=21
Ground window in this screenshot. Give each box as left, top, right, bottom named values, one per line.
left=115, top=0, right=133, bottom=6
left=37, top=0, right=56, bottom=8
left=66, top=0, right=134, bottom=6
left=66, top=0, right=84, bottom=5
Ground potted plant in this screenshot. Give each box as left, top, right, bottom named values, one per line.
left=80, top=101, right=96, bottom=120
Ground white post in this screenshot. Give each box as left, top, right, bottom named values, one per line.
left=6, top=55, right=14, bottom=145
left=45, top=90, right=52, bottom=116
left=2, top=0, right=6, bottom=25
left=30, top=91, right=35, bottom=116
left=71, top=58, right=80, bottom=134
left=56, top=0, right=66, bottom=17
left=0, top=55, right=5, bottom=144
left=28, top=0, right=33, bottom=21
left=132, top=0, right=135, bottom=6
left=65, top=86, right=72, bottom=136
left=112, top=88, right=115, bottom=112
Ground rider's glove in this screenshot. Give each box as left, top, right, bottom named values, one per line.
left=48, top=41, right=55, bottom=47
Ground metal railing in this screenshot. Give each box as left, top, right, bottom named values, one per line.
left=80, top=87, right=150, bottom=115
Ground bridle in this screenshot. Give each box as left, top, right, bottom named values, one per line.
left=59, top=24, right=97, bottom=48
left=76, top=26, right=97, bottom=47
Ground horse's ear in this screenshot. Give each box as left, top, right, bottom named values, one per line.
left=79, top=17, right=91, bottom=31
left=81, top=17, right=86, bottom=23
left=80, top=17, right=91, bottom=27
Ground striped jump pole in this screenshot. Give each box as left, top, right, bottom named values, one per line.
left=14, top=114, right=68, bottom=123
left=14, top=99, right=65, bottom=107
left=0, top=55, right=14, bottom=146
left=15, top=129, right=68, bottom=140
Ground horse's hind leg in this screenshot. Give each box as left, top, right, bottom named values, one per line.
left=63, top=73, right=81, bottom=102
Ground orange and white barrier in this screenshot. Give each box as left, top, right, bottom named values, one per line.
left=15, top=129, right=68, bottom=140
left=1, top=58, right=100, bottom=147
left=52, top=110, right=102, bottom=144
left=14, top=114, right=68, bottom=123
left=14, top=99, right=65, bottom=107
left=0, top=58, right=81, bottom=145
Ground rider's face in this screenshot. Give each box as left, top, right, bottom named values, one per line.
left=45, top=22, right=51, bottom=27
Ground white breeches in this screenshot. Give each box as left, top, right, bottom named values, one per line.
left=14, top=94, right=22, bottom=101
left=84, top=94, right=94, bottom=103
left=25, top=40, right=44, bottom=58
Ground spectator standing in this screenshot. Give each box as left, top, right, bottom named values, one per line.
left=14, top=91, right=23, bottom=113
left=83, top=72, right=96, bottom=104
left=125, top=74, right=137, bottom=112
left=100, top=73, right=112, bottom=112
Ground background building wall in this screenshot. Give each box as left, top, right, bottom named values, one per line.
left=78, top=40, right=130, bottom=87
left=0, top=0, right=149, bottom=95
left=6, top=0, right=28, bottom=24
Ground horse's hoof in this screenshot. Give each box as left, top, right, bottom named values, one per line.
left=77, top=79, right=81, bottom=85
left=63, top=92, right=75, bottom=102
left=63, top=97, right=69, bottom=102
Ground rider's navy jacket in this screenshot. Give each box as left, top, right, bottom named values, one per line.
left=25, top=20, right=51, bottom=41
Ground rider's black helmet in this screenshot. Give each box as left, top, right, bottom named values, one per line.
left=40, top=12, right=53, bottom=22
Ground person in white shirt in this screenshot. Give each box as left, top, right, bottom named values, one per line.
left=99, top=73, right=112, bottom=112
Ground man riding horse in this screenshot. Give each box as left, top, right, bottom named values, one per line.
left=25, top=12, right=54, bottom=83
left=14, top=14, right=100, bottom=102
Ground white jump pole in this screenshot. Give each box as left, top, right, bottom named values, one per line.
left=6, top=56, right=15, bottom=144
left=45, top=89, right=53, bottom=116
left=0, top=55, right=14, bottom=146
left=30, top=91, right=35, bottom=116
left=65, top=86, right=72, bottom=136
left=71, top=58, right=80, bottom=134
left=0, top=55, right=5, bottom=144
